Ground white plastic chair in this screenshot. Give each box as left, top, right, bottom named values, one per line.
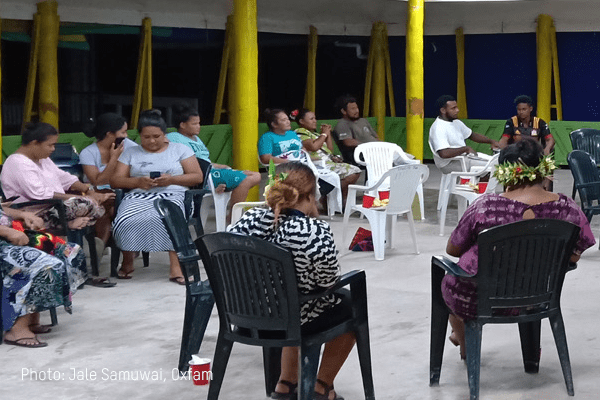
left=200, top=172, right=233, bottom=232
left=228, top=201, right=267, bottom=229
left=354, top=142, right=426, bottom=220
left=258, top=150, right=342, bottom=219
left=342, top=164, right=429, bottom=260
left=439, top=154, right=499, bottom=236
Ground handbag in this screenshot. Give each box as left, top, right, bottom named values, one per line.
left=348, top=227, right=373, bottom=252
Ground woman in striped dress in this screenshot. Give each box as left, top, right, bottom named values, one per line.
left=110, top=110, right=203, bottom=284
left=229, top=162, right=354, bottom=400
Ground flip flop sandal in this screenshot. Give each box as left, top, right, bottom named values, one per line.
left=271, top=380, right=298, bottom=399
left=4, top=336, right=48, bottom=348
left=169, top=277, right=186, bottom=286
left=314, top=379, right=344, bottom=400
left=29, top=324, right=53, bottom=334
left=86, top=277, right=117, bottom=287
left=117, top=267, right=134, bottom=280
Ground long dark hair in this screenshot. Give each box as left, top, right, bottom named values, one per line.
left=84, top=113, right=127, bottom=141
left=22, top=122, right=58, bottom=145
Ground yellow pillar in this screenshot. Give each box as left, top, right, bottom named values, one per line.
left=383, top=24, right=396, bottom=118
left=213, top=16, right=233, bottom=125
left=304, top=26, right=318, bottom=112
left=232, top=0, right=259, bottom=200
left=456, top=27, right=468, bottom=119
left=37, top=0, right=60, bottom=129
left=23, top=14, right=40, bottom=130
left=406, top=0, right=424, bottom=160
left=550, top=24, right=563, bottom=121
left=370, top=22, right=386, bottom=140
left=537, top=14, right=552, bottom=122
left=131, top=17, right=152, bottom=129
left=363, top=32, right=375, bottom=117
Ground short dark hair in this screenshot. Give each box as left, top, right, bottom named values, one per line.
left=499, top=137, right=543, bottom=168
left=296, top=108, right=312, bottom=123
left=334, top=95, right=357, bottom=114
left=172, top=102, right=199, bottom=128
left=22, top=122, right=58, bottom=145
left=435, top=95, right=456, bottom=115
left=85, top=113, right=127, bottom=141
left=514, top=95, right=533, bottom=107
left=138, top=109, right=167, bottom=133
left=264, top=108, right=286, bottom=130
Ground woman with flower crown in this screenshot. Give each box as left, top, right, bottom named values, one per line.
left=441, top=137, right=595, bottom=360
left=229, top=161, right=355, bottom=400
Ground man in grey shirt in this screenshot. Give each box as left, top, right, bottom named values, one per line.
left=332, top=96, right=380, bottom=165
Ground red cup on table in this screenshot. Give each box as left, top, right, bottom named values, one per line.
left=189, top=357, right=211, bottom=386
left=362, top=195, right=375, bottom=208
left=478, top=182, right=488, bottom=193
left=378, top=190, right=390, bottom=201
left=460, top=178, right=470, bottom=185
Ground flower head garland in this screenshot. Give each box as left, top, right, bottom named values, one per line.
left=289, top=109, right=299, bottom=121
left=493, top=155, right=556, bottom=187
left=263, top=159, right=288, bottom=198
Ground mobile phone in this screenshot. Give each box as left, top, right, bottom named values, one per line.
left=114, top=137, right=126, bottom=147
left=149, top=171, right=161, bottom=179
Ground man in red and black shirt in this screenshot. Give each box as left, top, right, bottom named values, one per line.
left=498, top=95, right=555, bottom=155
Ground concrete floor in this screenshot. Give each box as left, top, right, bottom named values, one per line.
left=3, top=167, right=600, bottom=400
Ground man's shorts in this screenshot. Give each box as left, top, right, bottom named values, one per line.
left=210, top=168, right=247, bottom=191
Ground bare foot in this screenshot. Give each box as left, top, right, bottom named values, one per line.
left=68, top=217, right=91, bottom=230
left=214, top=184, right=227, bottom=194
left=4, top=328, right=46, bottom=347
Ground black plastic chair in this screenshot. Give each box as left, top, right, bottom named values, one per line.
left=430, top=219, right=580, bottom=400
left=196, top=232, right=375, bottom=400
left=154, top=198, right=214, bottom=374
left=569, top=129, right=600, bottom=198
left=110, top=186, right=209, bottom=276
left=50, top=143, right=83, bottom=179
left=567, top=150, right=600, bottom=225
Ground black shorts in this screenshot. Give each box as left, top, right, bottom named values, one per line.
left=302, top=289, right=353, bottom=336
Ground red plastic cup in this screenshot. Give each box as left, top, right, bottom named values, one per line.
left=362, top=195, right=375, bottom=208
left=189, top=358, right=211, bottom=385
left=478, top=183, right=488, bottom=193
left=378, top=190, right=390, bottom=200
left=460, top=178, right=470, bottom=185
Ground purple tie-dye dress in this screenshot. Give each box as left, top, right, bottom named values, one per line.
left=442, top=193, right=596, bottom=320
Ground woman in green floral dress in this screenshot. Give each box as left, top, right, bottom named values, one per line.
left=294, top=109, right=361, bottom=202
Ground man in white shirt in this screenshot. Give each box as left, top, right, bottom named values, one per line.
left=429, top=95, right=500, bottom=173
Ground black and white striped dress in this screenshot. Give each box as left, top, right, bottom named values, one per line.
left=228, top=207, right=342, bottom=324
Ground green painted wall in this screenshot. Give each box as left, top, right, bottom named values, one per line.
left=2, top=117, right=595, bottom=166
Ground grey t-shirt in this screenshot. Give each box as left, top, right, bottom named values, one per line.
left=333, top=118, right=379, bottom=144
left=80, top=138, right=138, bottom=189
left=118, top=142, right=195, bottom=193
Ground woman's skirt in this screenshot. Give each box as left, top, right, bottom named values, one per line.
left=112, top=191, right=186, bottom=252
left=1, top=240, right=85, bottom=331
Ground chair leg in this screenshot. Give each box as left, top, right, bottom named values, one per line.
left=214, top=194, right=231, bottom=232
left=110, top=241, right=121, bottom=278
left=417, top=183, right=425, bottom=220
left=407, top=210, right=419, bottom=254
left=365, top=212, right=387, bottom=260
left=178, top=288, right=215, bottom=374
left=263, top=347, right=282, bottom=397
left=518, top=321, right=541, bottom=373
left=439, top=193, right=450, bottom=236
left=207, top=332, right=234, bottom=400
left=299, top=343, right=321, bottom=400
left=437, top=174, right=450, bottom=210
left=84, top=230, right=99, bottom=277
left=49, top=307, right=58, bottom=326
left=355, top=322, right=376, bottom=400
left=465, top=320, right=483, bottom=400
left=571, top=182, right=577, bottom=200
left=430, top=264, right=449, bottom=386
left=549, top=312, right=575, bottom=396
left=142, top=252, right=149, bottom=267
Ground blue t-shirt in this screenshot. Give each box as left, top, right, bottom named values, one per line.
left=166, top=131, right=211, bottom=162
left=258, top=130, right=302, bottom=157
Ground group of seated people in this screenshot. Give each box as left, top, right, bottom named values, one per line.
left=1, top=95, right=596, bottom=400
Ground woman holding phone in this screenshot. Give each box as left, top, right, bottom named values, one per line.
left=110, top=110, right=203, bottom=283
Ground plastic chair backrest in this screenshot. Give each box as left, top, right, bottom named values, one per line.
left=570, top=129, right=600, bottom=165
left=196, top=158, right=213, bottom=189
left=386, top=164, right=429, bottom=214
left=354, top=142, right=401, bottom=188
left=50, top=143, right=78, bottom=163
left=154, top=198, right=201, bottom=281
left=568, top=150, right=600, bottom=205
left=476, top=219, right=580, bottom=323
left=196, top=232, right=303, bottom=344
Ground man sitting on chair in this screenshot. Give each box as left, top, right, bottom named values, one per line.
left=429, top=95, right=500, bottom=173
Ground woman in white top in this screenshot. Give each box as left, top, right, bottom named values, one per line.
left=80, top=113, right=137, bottom=246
